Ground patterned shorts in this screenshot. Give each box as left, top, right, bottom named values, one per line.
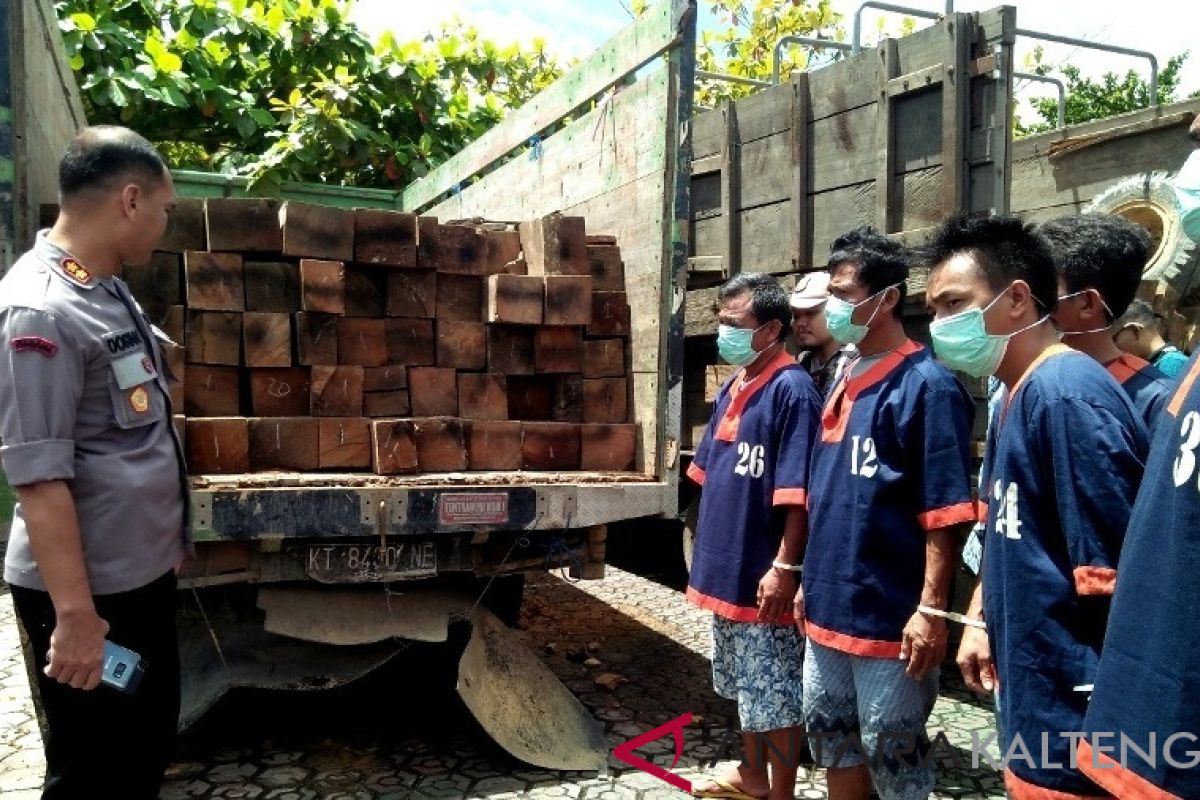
left=802, top=639, right=938, bottom=800
left=711, top=615, right=805, bottom=733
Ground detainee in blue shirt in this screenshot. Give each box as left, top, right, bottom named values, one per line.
left=924, top=214, right=1148, bottom=799
left=1041, top=214, right=1173, bottom=431
left=687, top=273, right=823, bottom=800
left=1114, top=299, right=1191, bottom=378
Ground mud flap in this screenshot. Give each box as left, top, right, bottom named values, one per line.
left=456, top=608, right=607, bottom=772
left=184, top=586, right=607, bottom=772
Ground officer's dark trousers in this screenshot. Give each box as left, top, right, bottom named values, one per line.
left=11, top=571, right=179, bottom=800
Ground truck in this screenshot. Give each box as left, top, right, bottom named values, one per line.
left=2, top=0, right=1199, bottom=774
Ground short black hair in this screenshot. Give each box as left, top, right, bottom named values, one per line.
left=827, top=226, right=909, bottom=318
left=919, top=213, right=1059, bottom=312
left=1117, top=298, right=1161, bottom=331
left=717, top=273, right=791, bottom=342
left=1039, top=214, right=1150, bottom=319
left=59, top=125, right=168, bottom=199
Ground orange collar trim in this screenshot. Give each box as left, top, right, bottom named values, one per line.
left=842, top=339, right=923, bottom=401
left=1004, top=344, right=1073, bottom=414
left=714, top=349, right=796, bottom=442
left=1105, top=352, right=1148, bottom=385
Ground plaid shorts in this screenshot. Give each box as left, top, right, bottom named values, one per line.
left=711, top=614, right=805, bottom=733
left=802, top=638, right=938, bottom=800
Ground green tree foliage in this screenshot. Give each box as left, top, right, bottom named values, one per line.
left=694, top=0, right=844, bottom=107
left=56, top=0, right=561, bottom=189
left=1016, top=52, right=1190, bottom=137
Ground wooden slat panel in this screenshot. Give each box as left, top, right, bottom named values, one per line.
left=875, top=38, right=898, bottom=232
left=720, top=101, right=741, bottom=275
left=941, top=12, right=969, bottom=215
left=790, top=72, right=810, bottom=269
left=401, top=0, right=688, bottom=211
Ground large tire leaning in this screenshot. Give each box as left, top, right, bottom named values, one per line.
left=1084, top=171, right=1200, bottom=294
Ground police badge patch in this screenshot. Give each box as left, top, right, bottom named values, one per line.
left=128, top=386, right=150, bottom=414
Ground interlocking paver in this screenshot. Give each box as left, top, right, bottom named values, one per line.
left=0, top=567, right=1004, bottom=798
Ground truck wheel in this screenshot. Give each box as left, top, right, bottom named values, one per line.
left=1085, top=172, right=1200, bottom=294
left=682, top=496, right=699, bottom=574
left=477, top=573, right=526, bottom=628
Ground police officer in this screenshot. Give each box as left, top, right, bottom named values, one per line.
left=0, top=126, right=188, bottom=798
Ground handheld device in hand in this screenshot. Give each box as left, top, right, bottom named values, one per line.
left=101, top=640, right=144, bottom=694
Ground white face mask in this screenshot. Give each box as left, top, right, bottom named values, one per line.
left=1055, top=289, right=1115, bottom=337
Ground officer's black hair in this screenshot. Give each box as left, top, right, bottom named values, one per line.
left=717, top=273, right=792, bottom=342
left=918, top=213, right=1059, bottom=313
left=826, top=226, right=909, bottom=318
left=1039, top=214, right=1150, bottom=320
left=58, top=126, right=168, bottom=199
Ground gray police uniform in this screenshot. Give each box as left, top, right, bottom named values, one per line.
left=0, top=232, right=188, bottom=595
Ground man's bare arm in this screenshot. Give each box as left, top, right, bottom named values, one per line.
left=17, top=480, right=108, bottom=690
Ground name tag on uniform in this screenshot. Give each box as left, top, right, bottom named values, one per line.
left=111, top=351, right=158, bottom=390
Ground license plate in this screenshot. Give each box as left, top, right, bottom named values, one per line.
left=305, top=542, right=436, bottom=583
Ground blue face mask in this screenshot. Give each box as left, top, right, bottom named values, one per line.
left=929, top=287, right=1047, bottom=378
left=717, top=322, right=767, bottom=366
left=823, top=285, right=897, bottom=346
left=1175, top=149, right=1200, bottom=243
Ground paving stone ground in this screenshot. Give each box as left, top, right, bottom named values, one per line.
left=0, top=567, right=1005, bottom=799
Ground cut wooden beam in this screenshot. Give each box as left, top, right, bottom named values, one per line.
left=519, top=214, right=588, bottom=276
left=184, top=251, right=244, bottom=312
left=552, top=375, right=584, bottom=423
left=186, top=311, right=241, bottom=366
left=184, top=365, right=240, bottom=417
left=364, top=390, right=411, bottom=418
left=583, top=377, right=628, bottom=423
left=243, top=261, right=300, bottom=313
left=318, top=417, right=372, bottom=469
left=385, top=318, right=435, bottom=366
left=485, top=274, right=543, bottom=324
left=248, top=367, right=311, bottom=417
left=535, top=327, right=583, bottom=373
left=299, top=259, right=346, bottom=314
left=280, top=201, right=354, bottom=261
left=337, top=318, right=389, bottom=367
left=436, top=274, right=484, bottom=322
left=544, top=276, right=593, bottom=325
left=458, top=373, right=508, bottom=420
left=588, top=291, right=631, bottom=336
left=507, top=376, right=554, bottom=421
left=294, top=312, right=339, bottom=365
left=436, top=320, right=487, bottom=370
left=416, top=216, right=441, bottom=269
left=413, top=417, right=468, bottom=472
left=586, top=234, right=617, bottom=246
left=386, top=270, right=437, bottom=318
left=468, top=420, right=523, bottom=470
left=150, top=305, right=185, bottom=346
left=123, top=251, right=182, bottom=309
left=186, top=417, right=249, bottom=474
left=409, top=366, right=458, bottom=417
left=582, top=338, right=626, bottom=378
left=586, top=245, right=625, bottom=292
left=205, top=198, right=283, bottom=252
left=521, top=422, right=581, bottom=470
left=503, top=258, right=528, bottom=275
left=354, top=209, right=418, bottom=267
left=436, top=224, right=489, bottom=276
left=486, top=230, right=523, bottom=275
left=487, top=326, right=535, bottom=375
left=371, top=419, right=419, bottom=475
left=310, top=365, right=365, bottom=417
left=343, top=266, right=388, bottom=317
left=242, top=312, right=292, bottom=368
left=159, top=199, right=206, bottom=253
left=248, top=417, right=320, bottom=470
left=580, top=423, right=637, bottom=471
left=363, top=365, right=407, bottom=393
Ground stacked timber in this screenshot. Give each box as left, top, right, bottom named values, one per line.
left=107, top=199, right=637, bottom=475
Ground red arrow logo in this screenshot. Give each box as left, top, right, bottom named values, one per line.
left=612, top=712, right=694, bottom=793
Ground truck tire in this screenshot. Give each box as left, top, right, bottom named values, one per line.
left=1084, top=172, right=1200, bottom=294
